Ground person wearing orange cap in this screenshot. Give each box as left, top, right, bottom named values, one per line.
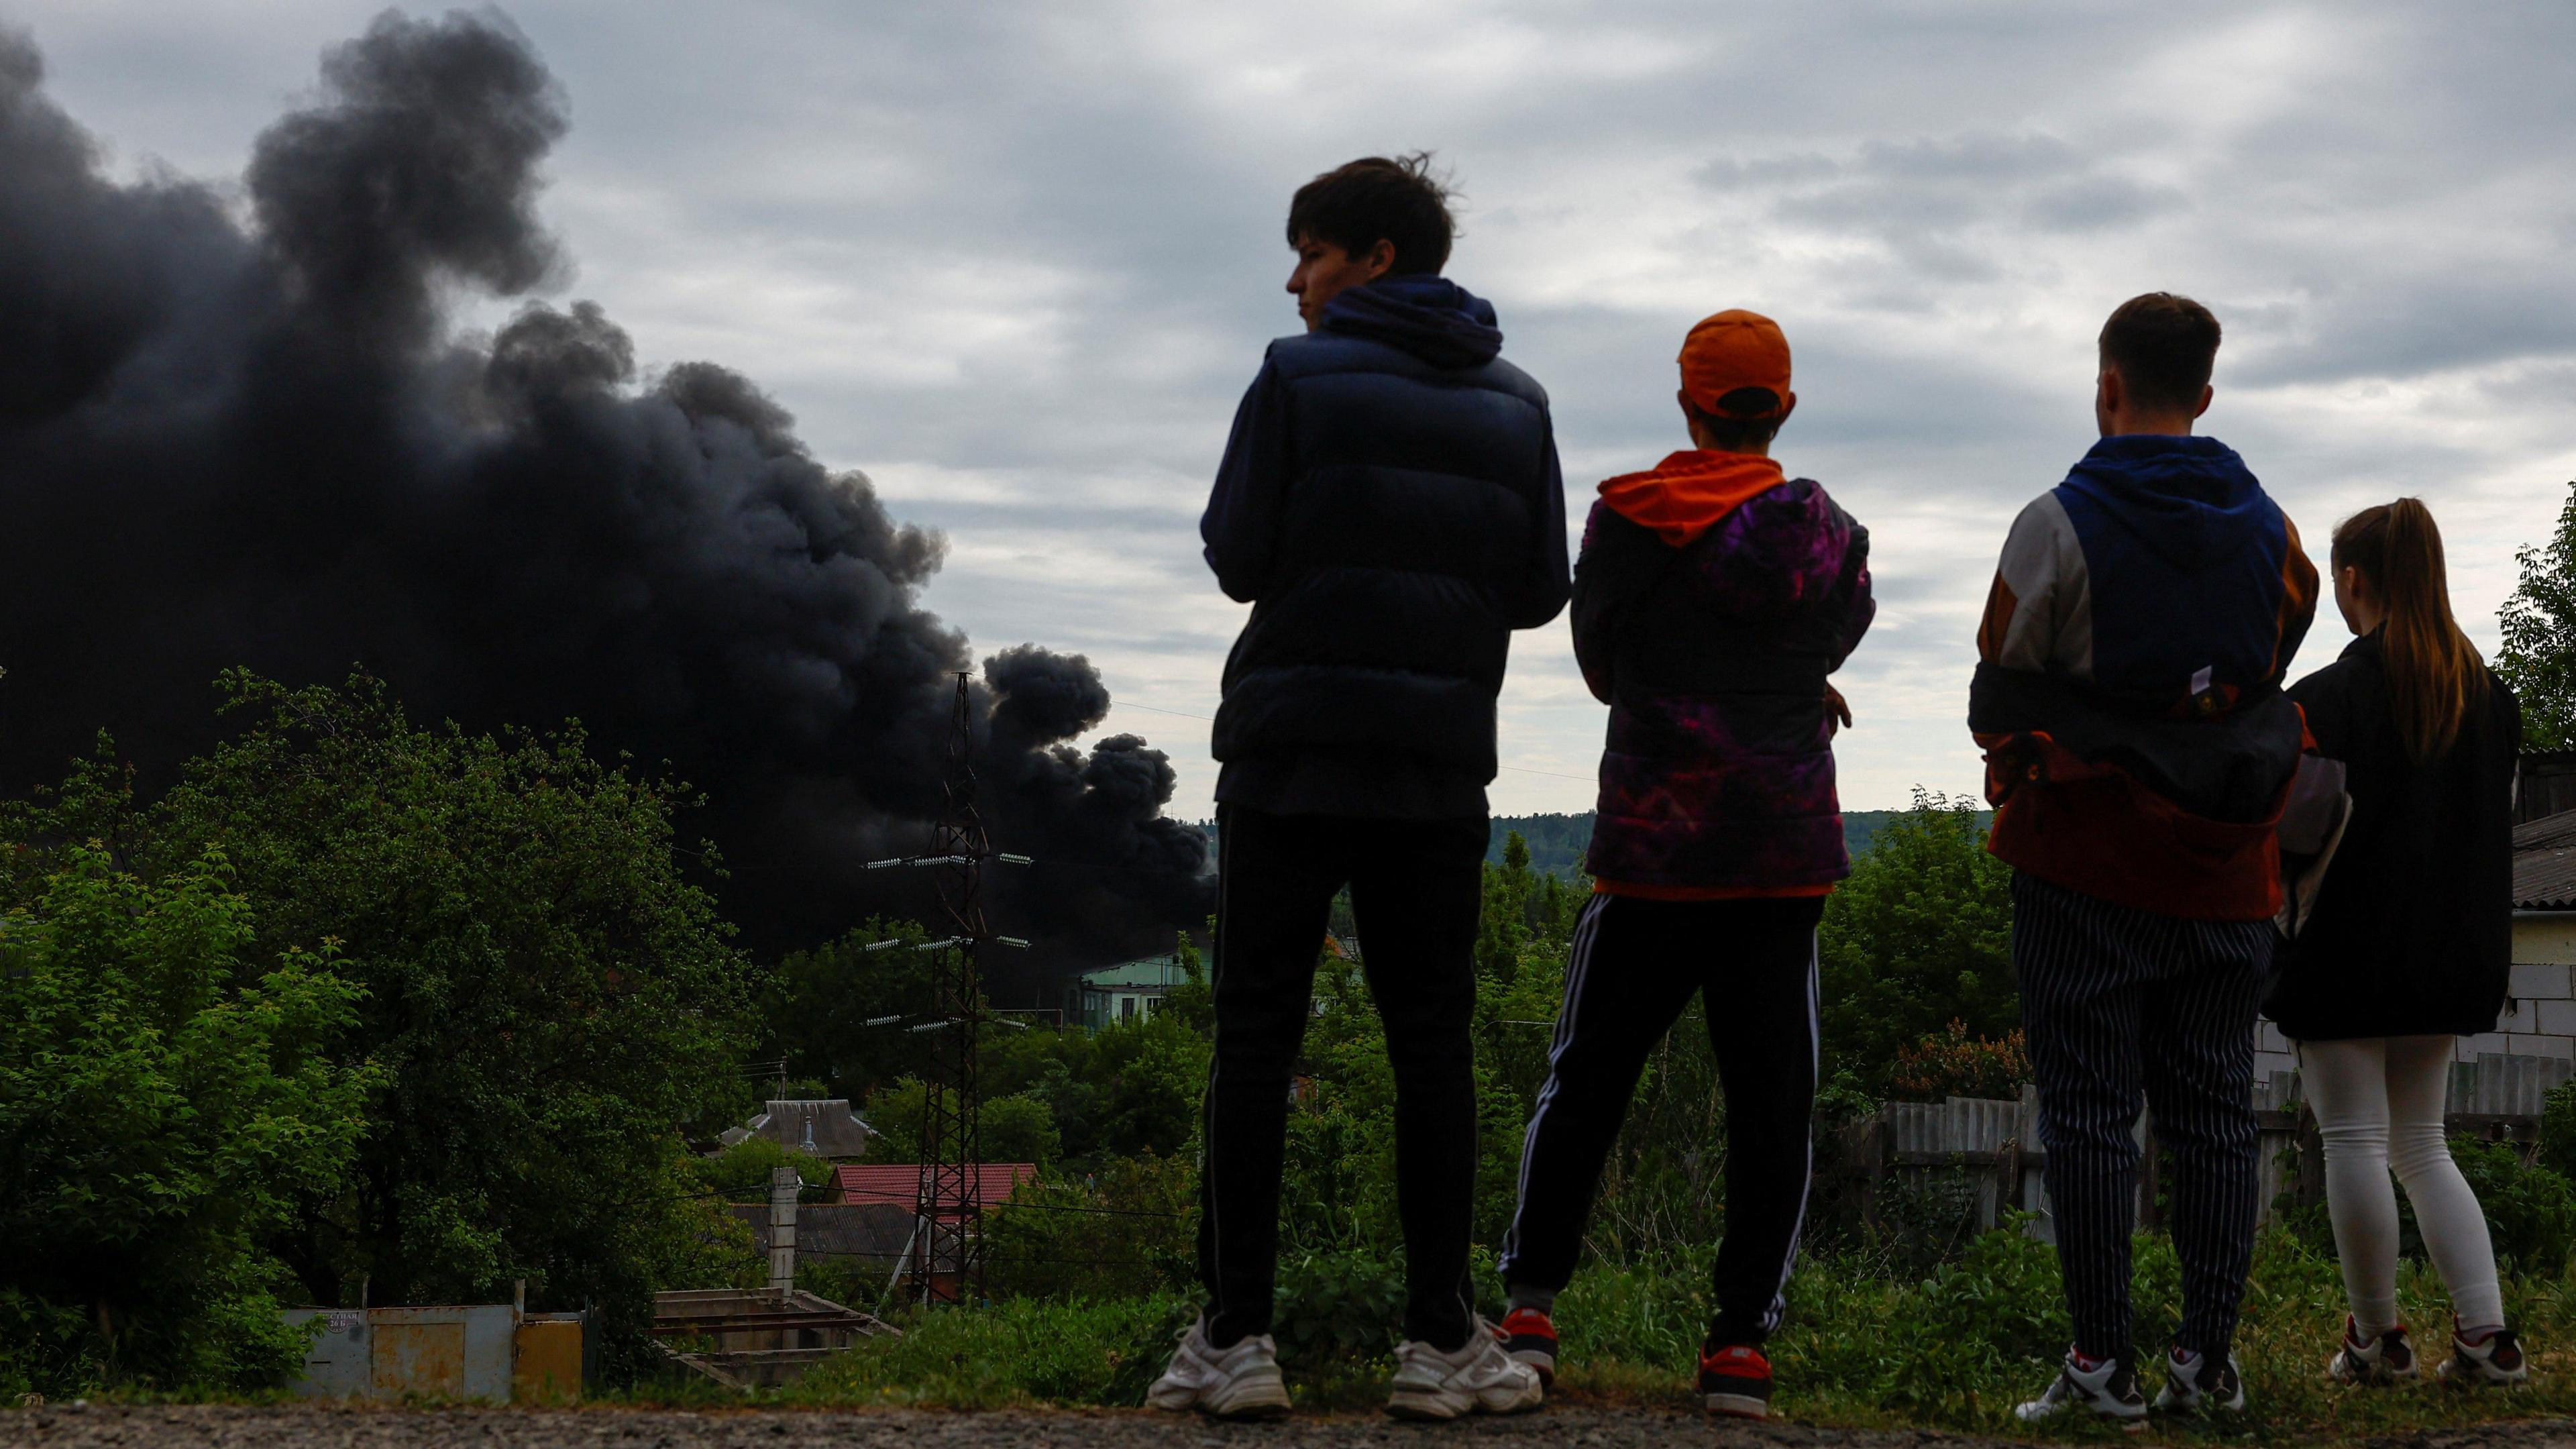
left=1495, top=309, right=1873, bottom=1420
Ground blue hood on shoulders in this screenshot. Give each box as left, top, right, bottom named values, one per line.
left=1320, top=274, right=1503, bottom=368
left=2060, top=434, right=2267, bottom=574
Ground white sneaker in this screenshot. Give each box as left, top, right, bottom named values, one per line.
left=2437, top=1325, right=2528, bottom=1386
left=2015, top=1348, right=2147, bottom=1422
left=2155, top=1347, right=2246, bottom=1413
left=1147, top=1318, right=1290, bottom=1419
left=1386, top=1316, right=1544, bottom=1420
left=2326, top=1318, right=2418, bottom=1385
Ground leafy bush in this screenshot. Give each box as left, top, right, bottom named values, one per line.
left=2539, top=1077, right=2576, bottom=1181
left=2450, top=1136, right=2576, bottom=1275
left=1269, top=1248, right=1409, bottom=1368
left=982, top=1155, right=1194, bottom=1301
left=1819, top=792, right=2016, bottom=1089
left=1888, top=1022, right=2031, bottom=1103
left=0, top=843, right=374, bottom=1397
left=688, top=1138, right=833, bottom=1201
left=787, top=1294, right=1194, bottom=1407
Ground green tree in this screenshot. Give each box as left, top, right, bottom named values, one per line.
left=764, top=920, right=943, bottom=1104
left=0, top=843, right=374, bottom=1397
left=5, top=673, right=758, bottom=1373
left=1817, top=791, right=2016, bottom=1088
left=2499, top=481, right=2576, bottom=749
left=860, top=1082, right=1061, bottom=1167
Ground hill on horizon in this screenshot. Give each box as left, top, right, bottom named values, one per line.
left=1191, top=806, right=1988, bottom=883
left=1481, top=810, right=1971, bottom=878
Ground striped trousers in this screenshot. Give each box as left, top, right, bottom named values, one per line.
left=2014, top=871, right=2271, bottom=1364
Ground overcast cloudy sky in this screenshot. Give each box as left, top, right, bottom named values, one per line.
left=12, top=1, right=2571, bottom=815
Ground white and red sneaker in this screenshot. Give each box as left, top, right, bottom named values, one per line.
left=1699, top=1342, right=1774, bottom=1419
left=2326, top=1317, right=2417, bottom=1385
left=2438, top=1324, right=2528, bottom=1387
left=1497, top=1306, right=1558, bottom=1387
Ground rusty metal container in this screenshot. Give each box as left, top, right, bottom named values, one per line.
left=280, top=1303, right=582, bottom=1401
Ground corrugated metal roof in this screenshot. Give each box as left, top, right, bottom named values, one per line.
left=715, top=1099, right=875, bottom=1158
left=2515, top=808, right=2576, bottom=910
left=1077, top=955, right=1187, bottom=989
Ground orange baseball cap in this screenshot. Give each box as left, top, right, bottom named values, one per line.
left=1678, top=309, right=1791, bottom=417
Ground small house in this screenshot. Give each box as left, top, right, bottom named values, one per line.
left=1067, top=953, right=1189, bottom=1030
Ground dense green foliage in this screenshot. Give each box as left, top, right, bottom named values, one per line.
left=2500, top=480, right=2576, bottom=749
left=1, top=674, right=758, bottom=1390
left=1817, top=791, right=2017, bottom=1089
left=0, top=844, right=374, bottom=1397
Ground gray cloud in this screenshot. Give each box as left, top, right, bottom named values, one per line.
left=4, top=0, right=2569, bottom=818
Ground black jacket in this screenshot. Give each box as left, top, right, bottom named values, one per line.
left=1200, top=276, right=1569, bottom=818
left=2265, top=630, right=2522, bottom=1040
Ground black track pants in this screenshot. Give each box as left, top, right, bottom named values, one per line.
left=1499, top=892, right=1823, bottom=1346
left=2013, top=871, right=2271, bottom=1364
left=1197, top=804, right=1489, bottom=1350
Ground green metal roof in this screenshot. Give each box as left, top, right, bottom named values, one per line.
left=1077, top=954, right=1188, bottom=989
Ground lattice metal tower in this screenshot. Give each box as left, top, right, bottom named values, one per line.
left=916, top=672, right=989, bottom=1303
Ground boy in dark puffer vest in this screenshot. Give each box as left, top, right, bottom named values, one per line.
left=1155, top=155, right=1567, bottom=1425
left=1497, top=310, right=1872, bottom=1420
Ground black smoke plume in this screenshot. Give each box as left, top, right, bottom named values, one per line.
left=0, top=11, right=1211, bottom=967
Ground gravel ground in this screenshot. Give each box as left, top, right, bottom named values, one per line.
left=12, top=1405, right=2576, bottom=1449
left=0, top=1403, right=1996, bottom=1449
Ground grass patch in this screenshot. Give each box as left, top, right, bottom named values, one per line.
left=759, top=1225, right=2576, bottom=1441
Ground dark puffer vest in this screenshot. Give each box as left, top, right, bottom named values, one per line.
left=1574, top=479, right=1872, bottom=891
left=1201, top=276, right=1570, bottom=818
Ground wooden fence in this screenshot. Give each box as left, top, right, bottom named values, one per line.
left=1847, top=1053, right=2573, bottom=1242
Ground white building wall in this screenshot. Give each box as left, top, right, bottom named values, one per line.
left=2256, top=915, right=2576, bottom=1081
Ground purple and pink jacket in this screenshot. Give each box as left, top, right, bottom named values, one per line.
left=1573, top=451, right=1874, bottom=897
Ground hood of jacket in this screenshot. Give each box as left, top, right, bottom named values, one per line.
left=2059, top=434, right=2270, bottom=574
left=1596, top=450, right=1786, bottom=547
left=1319, top=274, right=1504, bottom=369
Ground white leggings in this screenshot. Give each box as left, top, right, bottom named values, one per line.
left=2300, top=1035, right=2504, bottom=1335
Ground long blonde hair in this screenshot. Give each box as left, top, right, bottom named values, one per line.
left=2331, top=498, right=2485, bottom=759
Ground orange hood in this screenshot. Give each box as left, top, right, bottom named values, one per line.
left=1596, top=451, right=1786, bottom=547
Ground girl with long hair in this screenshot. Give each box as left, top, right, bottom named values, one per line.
left=2266, top=498, right=2526, bottom=1387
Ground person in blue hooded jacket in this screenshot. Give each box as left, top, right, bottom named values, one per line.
left=1150, top=154, right=1568, bottom=1424
left=1972, top=293, right=2318, bottom=1424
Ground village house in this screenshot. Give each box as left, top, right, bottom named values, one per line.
left=1066, top=953, right=1189, bottom=1030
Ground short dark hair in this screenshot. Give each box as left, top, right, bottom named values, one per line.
left=2098, top=292, right=2221, bottom=411
left=1688, top=386, right=1785, bottom=451
left=1285, top=154, right=1454, bottom=276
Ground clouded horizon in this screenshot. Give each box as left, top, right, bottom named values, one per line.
left=12, top=0, right=2571, bottom=816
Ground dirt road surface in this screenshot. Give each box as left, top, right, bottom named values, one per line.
left=9, top=1405, right=2576, bottom=1449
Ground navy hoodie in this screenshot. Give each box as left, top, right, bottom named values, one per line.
left=1201, top=276, right=1570, bottom=818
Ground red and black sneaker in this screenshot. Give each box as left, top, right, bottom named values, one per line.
left=1699, top=1342, right=1773, bottom=1419
left=1497, top=1307, right=1557, bottom=1387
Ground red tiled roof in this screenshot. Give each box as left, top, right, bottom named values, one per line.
left=833, top=1163, right=1036, bottom=1214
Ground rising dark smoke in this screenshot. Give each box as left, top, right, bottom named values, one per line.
left=0, top=11, right=1211, bottom=967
